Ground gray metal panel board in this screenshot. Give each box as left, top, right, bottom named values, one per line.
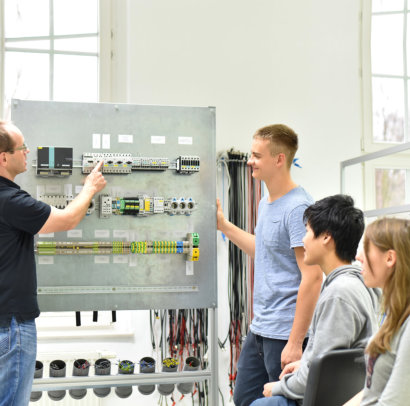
left=11, top=99, right=217, bottom=311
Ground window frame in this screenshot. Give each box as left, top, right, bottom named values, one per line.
left=0, top=0, right=114, bottom=333
left=0, top=0, right=112, bottom=117
left=362, top=0, right=410, bottom=152
left=359, top=0, right=410, bottom=212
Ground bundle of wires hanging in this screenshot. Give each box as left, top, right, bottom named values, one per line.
left=149, top=308, right=210, bottom=406
left=218, top=148, right=262, bottom=397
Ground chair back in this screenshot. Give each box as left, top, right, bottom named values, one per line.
left=303, top=348, right=366, bottom=406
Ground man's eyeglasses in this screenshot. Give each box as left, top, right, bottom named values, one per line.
left=9, top=143, right=28, bottom=153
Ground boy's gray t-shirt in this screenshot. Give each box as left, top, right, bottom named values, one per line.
left=250, top=186, right=314, bottom=339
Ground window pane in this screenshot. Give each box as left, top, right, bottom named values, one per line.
left=54, top=37, right=98, bottom=53
left=4, top=52, right=50, bottom=104
left=372, top=77, right=404, bottom=142
left=4, top=0, right=49, bottom=37
left=5, top=40, right=50, bottom=50
left=371, top=14, right=403, bottom=75
left=375, top=168, right=405, bottom=209
left=53, top=55, right=98, bottom=102
left=373, top=0, right=404, bottom=12
left=53, top=0, right=98, bottom=36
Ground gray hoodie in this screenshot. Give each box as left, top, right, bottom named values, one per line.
left=271, top=265, right=381, bottom=403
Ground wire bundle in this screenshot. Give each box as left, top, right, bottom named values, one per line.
left=150, top=309, right=209, bottom=405
left=218, top=148, right=262, bottom=397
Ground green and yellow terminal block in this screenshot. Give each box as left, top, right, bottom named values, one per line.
left=36, top=233, right=200, bottom=262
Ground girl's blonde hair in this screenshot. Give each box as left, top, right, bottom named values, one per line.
left=364, top=218, right=410, bottom=356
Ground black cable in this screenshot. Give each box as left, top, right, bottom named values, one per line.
left=75, top=311, right=81, bottom=327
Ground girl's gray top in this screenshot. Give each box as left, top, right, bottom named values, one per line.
left=361, top=316, right=410, bottom=405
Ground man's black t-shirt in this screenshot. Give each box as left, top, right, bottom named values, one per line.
left=0, top=176, right=51, bottom=327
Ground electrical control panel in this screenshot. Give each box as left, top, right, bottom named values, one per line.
left=12, top=100, right=216, bottom=312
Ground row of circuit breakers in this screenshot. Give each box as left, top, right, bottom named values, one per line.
left=36, top=147, right=200, bottom=176
left=35, top=147, right=200, bottom=218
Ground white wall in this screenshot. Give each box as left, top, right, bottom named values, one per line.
left=112, top=0, right=363, bottom=200
left=37, top=1, right=364, bottom=405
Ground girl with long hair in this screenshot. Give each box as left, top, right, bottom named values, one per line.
left=345, top=217, right=410, bottom=405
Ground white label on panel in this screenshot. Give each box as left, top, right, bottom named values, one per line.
left=102, top=133, right=110, bottom=149
left=113, top=256, right=129, bottom=264
left=178, top=136, right=193, bottom=145
left=151, top=136, right=166, bottom=144
left=113, top=230, right=129, bottom=239
left=93, top=133, right=101, bottom=149
left=129, top=256, right=137, bottom=267
left=95, top=256, right=110, bottom=264
left=75, top=185, right=83, bottom=194
left=67, top=229, right=82, bottom=238
left=64, top=184, right=73, bottom=198
left=38, top=257, right=54, bottom=265
left=95, top=229, right=110, bottom=238
left=45, top=184, right=62, bottom=194
left=186, top=261, right=194, bottom=275
left=38, top=233, right=54, bottom=238
left=118, top=134, right=133, bottom=143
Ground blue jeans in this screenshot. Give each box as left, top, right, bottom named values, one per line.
left=233, top=331, right=287, bottom=406
left=250, top=395, right=297, bottom=406
left=0, top=317, right=37, bottom=406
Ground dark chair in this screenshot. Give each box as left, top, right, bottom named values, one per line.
left=303, top=348, right=366, bottom=406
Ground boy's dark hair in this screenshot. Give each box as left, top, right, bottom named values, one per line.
left=303, top=194, right=364, bottom=262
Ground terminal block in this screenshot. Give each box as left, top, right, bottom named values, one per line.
left=38, top=194, right=71, bottom=209
left=176, top=156, right=200, bottom=174
left=187, top=232, right=200, bottom=262
left=36, top=147, right=73, bottom=177
left=166, top=197, right=196, bottom=216
left=132, top=157, right=169, bottom=171
left=99, top=195, right=112, bottom=219
left=39, top=194, right=95, bottom=215
left=36, top=233, right=200, bottom=261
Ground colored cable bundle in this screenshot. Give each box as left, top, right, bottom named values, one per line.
left=218, top=149, right=261, bottom=397
left=150, top=308, right=210, bottom=406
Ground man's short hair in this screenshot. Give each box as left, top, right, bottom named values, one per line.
left=0, top=120, right=15, bottom=153
left=303, top=194, right=364, bottom=262
left=253, top=124, right=298, bottom=168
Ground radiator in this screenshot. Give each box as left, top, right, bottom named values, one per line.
left=32, top=350, right=117, bottom=406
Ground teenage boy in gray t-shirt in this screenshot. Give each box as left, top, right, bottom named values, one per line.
left=217, top=124, right=323, bottom=406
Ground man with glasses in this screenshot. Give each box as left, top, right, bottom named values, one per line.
left=0, top=120, right=106, bottom=406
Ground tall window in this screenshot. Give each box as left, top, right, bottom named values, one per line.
left=0, top=0, right=113, bottom=330
left=371, top=0, right=408, bottom=144
left=361, top=0, right=410, bottom=211
left=0, top=0, right=108, bottom=118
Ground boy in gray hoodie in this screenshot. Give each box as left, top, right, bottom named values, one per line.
left=250, top=195, right=381, bottom=406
